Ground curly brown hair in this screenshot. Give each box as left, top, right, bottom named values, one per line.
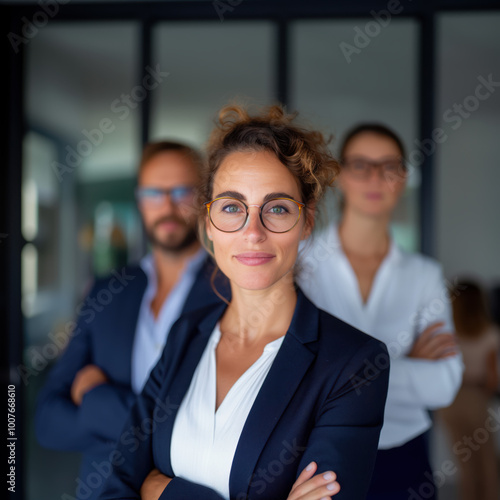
left=198, top=103, right=339, bottom=301
left=200, top=104, right=339, bottom=220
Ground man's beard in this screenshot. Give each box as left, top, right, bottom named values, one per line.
left=145, top=216, right=199, bottom=253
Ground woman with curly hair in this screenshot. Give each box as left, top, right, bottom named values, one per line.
left=99, top=104, right=389, bottom=500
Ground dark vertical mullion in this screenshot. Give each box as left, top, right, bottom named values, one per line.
left=276, top=20, right=289, bottom=106
left=139, top=18, right=153, bottom=257
left=417, top=14, right=436, bottom=257
left=140, top=19, right=153, bottom=146
left=3, top=8, right=25, bottom=500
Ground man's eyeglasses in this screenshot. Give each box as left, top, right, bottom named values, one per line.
left=340, top=157, right=407, bottom=180
left=204, top=197, right=305, bottom=233
left=135, top=186, right=195, bottom=206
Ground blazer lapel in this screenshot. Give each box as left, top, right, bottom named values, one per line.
left=109, top=265, right=147, bottom=384
left=229, top=289, right=319, bottom=499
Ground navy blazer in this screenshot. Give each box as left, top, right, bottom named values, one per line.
left=35, top=256, right=229, bottom=500
left=100, top=288, right=389, bottom=500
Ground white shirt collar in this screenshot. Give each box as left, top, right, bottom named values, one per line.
left=139, top=247, right=207, bottom=287
left=324, top=222, right=403, bottom=266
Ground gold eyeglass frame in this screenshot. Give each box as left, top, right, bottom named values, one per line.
left=204, top=197, right=306, bottom=233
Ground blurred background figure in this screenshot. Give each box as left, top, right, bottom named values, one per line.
left=438, top=279, right=500, bottom=500
left=298, top=124, right=463, bottom=500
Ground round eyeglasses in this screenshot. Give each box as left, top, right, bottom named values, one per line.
left=204, top=197, right=305, bottom=233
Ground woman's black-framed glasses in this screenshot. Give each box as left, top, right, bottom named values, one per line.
left=204, top=197, right=305, bottom=233
left=340, top=157, right=407, bottom=180
left=135, top=186, right=195, bottom=206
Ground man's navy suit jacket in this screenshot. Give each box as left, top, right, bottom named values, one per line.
left=100, top=288, right=389, bottom=500
left=35, top=256, right=229, bottom=500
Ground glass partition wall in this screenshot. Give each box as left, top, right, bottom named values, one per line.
left=23, top=22, right=141, bottom=500
left=435, top=12, right=500, bottom=281
left=150, top=21, right=275, bottom=145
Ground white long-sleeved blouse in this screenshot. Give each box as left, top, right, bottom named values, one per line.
left=297, top=224, right=464, bottom=449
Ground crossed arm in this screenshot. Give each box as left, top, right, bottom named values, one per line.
left=35, top=284, right=137, bottom=451
left=99, top=335, right=388, bottom=500
left=139, top=463, right=340, bottom=500
left=388, top=264, right=464, bottom=411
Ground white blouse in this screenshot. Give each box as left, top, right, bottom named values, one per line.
left=170, top=323, right=285, bottom=499
left=297, top=224, right=464, bottom=449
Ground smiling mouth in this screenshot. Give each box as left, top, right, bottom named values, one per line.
left=234, top=253, right=275, bottom=266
